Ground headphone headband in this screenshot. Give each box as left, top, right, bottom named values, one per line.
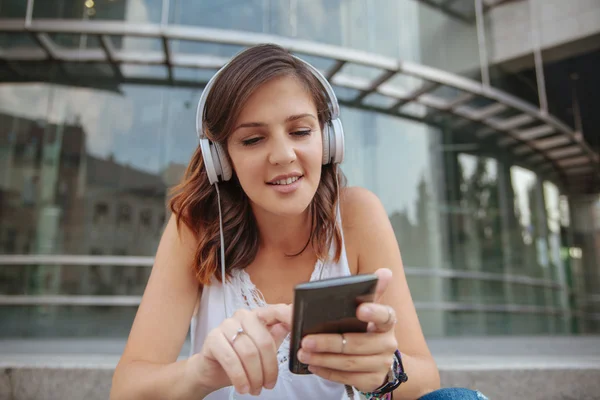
left=196, top=53, right=340, bottom=141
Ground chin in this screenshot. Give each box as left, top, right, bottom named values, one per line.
left=254, top=188, right=316, bottom=217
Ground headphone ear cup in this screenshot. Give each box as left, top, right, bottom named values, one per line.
left=200, top=138, right=219, bottom=185
left=213, top=142, right=233, bottom=181
left=329, top=118, right=345, bottom=164
left=322, top=122, right=332, bottom=165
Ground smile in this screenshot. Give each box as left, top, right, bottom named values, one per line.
left=269, top=176, right=302, bottom=185
left=266, top=175, right=303, bottom=194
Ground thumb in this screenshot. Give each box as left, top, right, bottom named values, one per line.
left=372, top=268, right=393, bottom=303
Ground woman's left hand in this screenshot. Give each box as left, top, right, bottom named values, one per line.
left=296, top=268, right=398, bottom=393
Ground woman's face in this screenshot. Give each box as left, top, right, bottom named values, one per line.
left=227, top=75, right=323, bottom=218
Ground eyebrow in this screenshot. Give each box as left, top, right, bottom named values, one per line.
left=233, top=113, right=317, bottom=132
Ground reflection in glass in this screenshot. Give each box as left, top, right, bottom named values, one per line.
left=450, top=154, right=502, bottom=272
left=0, top=0, right=583, bottom=337
left=32, top=0, right=162, bottom=23
left=511, top=165, right=550, bottom=277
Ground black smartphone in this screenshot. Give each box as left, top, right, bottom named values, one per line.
left=288, top=273, right=378, bottom=375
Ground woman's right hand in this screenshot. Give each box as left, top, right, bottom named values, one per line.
left=186, top=304, right=292, bottom=397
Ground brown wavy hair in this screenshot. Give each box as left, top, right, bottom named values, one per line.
left=169, top=43, right=346, bottom=286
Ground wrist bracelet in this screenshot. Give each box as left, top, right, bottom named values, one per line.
left=361, top=350, right=408, bottom=399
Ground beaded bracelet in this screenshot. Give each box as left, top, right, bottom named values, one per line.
left=361, top=350, right=408, bottom=399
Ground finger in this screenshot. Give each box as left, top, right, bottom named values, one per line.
left=301, top=332, right=396, bottom=355
left=239, top=312, right=279, bottom=390
left=357, top=303, right=397, bottom=333
left=308, top=366, right=386, bottom=393
left=298, top=350, right=392, bottom=373
left=255, top=304, right=292, bottom=328
left=225, top=317, right=263, bottom=395
left=269, top=322, right=291, bottom=348
left=372, top=268, right=393, bottom=303
left=208, top=330, right=251, bottom=394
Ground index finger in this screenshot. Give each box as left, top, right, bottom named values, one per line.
left=255, top=304, right=292, bottom=328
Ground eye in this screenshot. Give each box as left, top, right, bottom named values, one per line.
left=242, top=137, right=262, bottom=146
left=291, top=130, right=312, bottom=137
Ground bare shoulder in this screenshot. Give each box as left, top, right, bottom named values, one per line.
left=340, top=186, right=387, bottom=231
left=339, top=186, right=394, bottom=274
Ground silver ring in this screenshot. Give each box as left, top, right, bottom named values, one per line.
left=340, top=333, right=347, bottom=354
left=231, top=327, right=245, bottom=344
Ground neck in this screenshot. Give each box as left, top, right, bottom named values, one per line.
left=252, top=206, right=313, bottom=256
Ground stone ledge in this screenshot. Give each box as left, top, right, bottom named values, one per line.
left=2, top=337, right=599, bottom=399
left=1, top=365, right=599, bottom=400
left=440, top=368, right=600, bottom=400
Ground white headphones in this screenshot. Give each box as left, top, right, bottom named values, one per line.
left=195, top=54, right=345, bottom=185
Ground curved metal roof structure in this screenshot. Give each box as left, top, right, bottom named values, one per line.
left=1, top=19, right=598, bottom=194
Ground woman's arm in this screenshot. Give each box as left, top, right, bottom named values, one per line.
left=342, top=186, right=441, bottom=399
left=110, top=214, right=212, bottom=400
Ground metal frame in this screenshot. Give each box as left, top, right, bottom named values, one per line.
left=2, top=256, right=598, bottom=320
left=413, top=0, right=523, bottom=23
left=0, top=255, right=569, bottom=306
left=0, top=294, right=571, bottom=316
left=1, top=19, right=597, bottom=194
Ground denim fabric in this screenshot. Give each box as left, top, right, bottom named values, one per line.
left=418, top=388, right=489, bottom=400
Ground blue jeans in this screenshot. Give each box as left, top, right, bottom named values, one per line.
left=418, top=388, right=489, bottom=400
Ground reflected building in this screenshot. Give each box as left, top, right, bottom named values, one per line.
left=0, top=111, right=167, bottom=298
left=0, top=0, right=599, bottom=338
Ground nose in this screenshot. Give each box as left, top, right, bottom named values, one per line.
left=268, top=132, right=297, bottom=165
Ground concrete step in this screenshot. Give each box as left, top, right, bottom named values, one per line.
left=1, top=336, right=599, bottom=399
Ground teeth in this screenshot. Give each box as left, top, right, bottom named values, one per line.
left=273, top=176, right=299, bottom=185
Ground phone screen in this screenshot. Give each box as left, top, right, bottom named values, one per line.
left=288, top=274, right=378, bottom=374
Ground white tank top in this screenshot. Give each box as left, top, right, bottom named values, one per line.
left=189, top=216, right=361, bottom=399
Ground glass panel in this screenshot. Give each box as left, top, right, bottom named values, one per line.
left=331, top=86, right=360, bottom=102
left=62, top=62, right=115, bottom=79
left=0, top=263, right=150, bottom=296
left=544, top=181, right=564, bottom=285
left=406, top=276, right=435, bottom=303
left=509, top=314, right=550, bottom=335
left=121, top=64, right=168, bottom=78
left=169, top=0, right=265, bottom=31
left=510, top=166, right=545, bottom=277
left=485, top=313, right=511, bottom=335
left=110, top=35, right=162, bottom=52
left=170, top=41, right=245, bottom=58
left=0, top=305, right=138, bottom=338
left=172, top=67, right=218, bottom=83
left=0, top=33, right=39, bottom=50
left=0, top=0, right=28, bottom=18
left=342, top=109, right=442, bottom=270
left=511, top=283, right=534, bottom=305
left=164, top=0, right=480, bottom=81
left=0, top=76, right=167, bottom=262
left=48, top=33, right=101, bottom=50
left=363, top=93, right=397, bottom=109
left=446, top=311, right=485, bottom=336
left=480, top=281, right=506, bottom=304
left=441, top=150, right=503, bottom=276
left=32, top=0, right=163, bottom=23
left=161, top=87, right=202, bottom=187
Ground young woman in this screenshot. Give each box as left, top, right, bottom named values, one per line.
left=110, top=44, right=487, bottom=400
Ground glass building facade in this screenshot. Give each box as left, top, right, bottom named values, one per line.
left=0, top=0, right=598, bottom=338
